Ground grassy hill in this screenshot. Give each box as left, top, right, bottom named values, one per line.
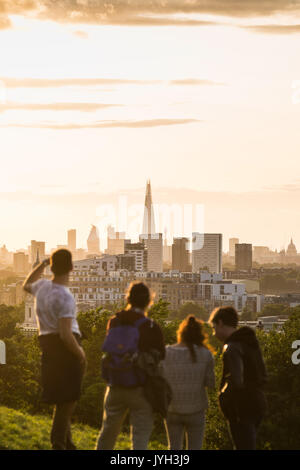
left=0, top=406, right=167, bottom=450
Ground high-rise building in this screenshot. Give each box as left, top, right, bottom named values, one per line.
left=87, top=225, right=100, bottom=254
left=235, top=243, right=252, bottom=270
left=107, top=226, right=125, bottom=255
left=30, top=240, right=45, bottom=264
left=124, top=241, right=147, bottom=272
left=172, top=237, right=190, bottom=272
left=68, top=229, right=76, bottom=252
left=229, top=238, right=239, bottom=257
left=13, top=252, right=29, bottom=274
left=140, top=180, right=163, bottom=272
left=142, top=179, right=156, bottom=235
left=140, top=233, right=163, bottom=272
left=163, top=229, right=172, bottom=265
left=192, top=233, right=222, bottom=274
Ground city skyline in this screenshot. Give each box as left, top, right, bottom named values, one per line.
left=1, top=183, right=300, bottom=253
left=1, top=3, right=300, bottom=251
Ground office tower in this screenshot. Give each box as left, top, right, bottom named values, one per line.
left=235, top=243, right=252, bottom=270
left=139, top=233, right=163, bottom=272
left=172, top=237, right=190, bottom=272
left=163, top=229, right=172, bottom=264
left=192, top=233, right=222, bottom=274
left=229, top=238, right=239, bottom=257
left=87, top=225, right=100, bottom=254
left=107, top=225, right=125, bottom=255
left=13, top=252, right=29, bottom=274
left=68, top=229, right=76, bottom=252
left=30, top=240, right=45, bottom=264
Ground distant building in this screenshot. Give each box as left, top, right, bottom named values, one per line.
left=116, top=253, right=136, bottom=271
left=125, top=241, right=147, bottom=272
left=172, top=237, right=190, bottom=272
left=107, top=226, right=125, bottom=255
left=13, top=252, right=29, bottom=274
left=87, top=225, right=100, bottom=254
left=68, top=229, right=76, bottom=252
left=235, top=243, right=252, bottom=271
left=30, top=240, right=45, bottom=264
left=192, top=233, right=222, bottom=274
left=140, top=233, right=163, bottom=272
left=142, top=180, right=156, bottom=236
left=229, top=238, right=239, bottom=257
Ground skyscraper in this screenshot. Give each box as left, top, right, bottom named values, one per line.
left=87, top=225, right=100, bottom=254
left=140, top=180, right=163, bottom=272
left=142, top=179, right=156, bottom=235
left=235, top=243, right=252, bottom=270
left=192, top=233, right=222, bottom=274
left=68, top=229, right=76, bottom=252
left=172, top=237, right=190, bottom=272
left=229, top=238, right=239, bottom=257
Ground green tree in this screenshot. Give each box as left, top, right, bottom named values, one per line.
left=175, top=301, right=208, bottom=321
left=240, top=306, right=256, bottom=321
left=0, top=304, right=24, bottom=339
left=259, top=303, right=287, bottom=317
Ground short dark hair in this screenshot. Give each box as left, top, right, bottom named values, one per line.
left=50, top=249, right=73, bottom=276
left=209, top=306, right=239, bottom=328
left=126, top=282, right=153, bottom=310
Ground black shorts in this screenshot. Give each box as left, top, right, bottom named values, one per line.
left=38, top=333, right=83, bottom=405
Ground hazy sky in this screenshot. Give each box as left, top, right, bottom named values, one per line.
left=1, top=1, right=300, bottom=252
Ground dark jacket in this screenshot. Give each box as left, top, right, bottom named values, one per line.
left=107, top=308, right=166, bottom=360
left=219, top=326, right=267, bottom=422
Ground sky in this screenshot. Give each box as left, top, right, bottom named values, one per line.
left=0, top=1, right=300, bottom=253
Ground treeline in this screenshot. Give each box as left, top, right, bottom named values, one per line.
left=260, top=273, right=300, bottom=293
left=0, top=302, right=299, bottom=449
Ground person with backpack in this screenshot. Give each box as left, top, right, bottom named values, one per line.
left=96, top=282, right=165, bottom=450
left=23, top=249, right=85, bottom=450
left=160, top=315, right=215, bottom=450
left=209, top=306, right=267, bottom=450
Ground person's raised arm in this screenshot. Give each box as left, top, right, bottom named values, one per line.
left=23, top=258, right=50, bottom=294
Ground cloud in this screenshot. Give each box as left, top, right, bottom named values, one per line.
left=169, top=79, right=225, bottom=86
left=0, top=15, right=12, bottom=29
left=37, top=1, right=300, bottom=24
left=0, top=77, right=160, bottom=88
left=0, top=102, right=120, bottom=112
left=73, top=29, right=88, bottom=38
left=1, top=118, right=200, bottom=129
left=2, top=1, right=300, bottom=28
left=242, top=23, right=300, bottom=34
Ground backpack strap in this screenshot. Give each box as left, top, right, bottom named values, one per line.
left=134, top=317, right=150, bottom=328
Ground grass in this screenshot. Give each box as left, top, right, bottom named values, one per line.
left=0, top=406, right=167, bottom=450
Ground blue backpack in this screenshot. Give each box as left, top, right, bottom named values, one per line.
left=101, top=317, right=149, bottom=387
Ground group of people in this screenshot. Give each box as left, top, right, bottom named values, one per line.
left=23, top=249, right=267, bottom=451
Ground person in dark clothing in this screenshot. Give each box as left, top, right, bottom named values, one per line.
left=209, top=306, right=267, bottom=450
left=96, top=282, right=165, bottom=450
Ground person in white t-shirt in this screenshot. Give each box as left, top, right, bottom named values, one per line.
left=23, top=249, right=86, bottom=450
